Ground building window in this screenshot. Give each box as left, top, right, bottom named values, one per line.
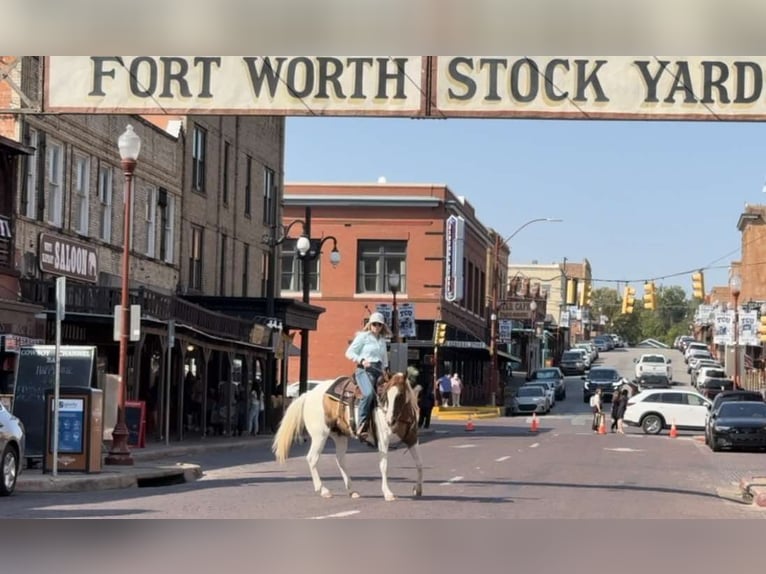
left=356, top=240, right=406, bottom=294
left=263, top=167, right=275, bottom=225
left=145, top=185, right=156, bottom=257
left=73, top=153, right=90, bottom=236
left=242, top=243, right=250, bottom=296
left=158, top=188, right=174, bottom=263
left=280, top=238, right=318, bottom=292
left=98, top=163, right=113, bottom=242
left=244, top=155, right=252, bottom=217
left=219, top=234, right=227, bottom=295
left=222, top=141, right=230, bottom=206
left=23, top=128, right=39, bottom=219
left=192, top=125, right=206, bottom=193
left=189, top=225, right=204, bottom=290
left=47, top=141, right=64, bottom=227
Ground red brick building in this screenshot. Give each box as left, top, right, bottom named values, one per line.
left=282, top=182, right=509, bottom=405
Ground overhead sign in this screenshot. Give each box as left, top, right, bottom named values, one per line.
left=444, top=215, right=465, bottom=302
left=497, top=298, right=536, bottom=321
left=42, top=56, right=766, bottom=121
left=38, top=233, right=98, bottom=283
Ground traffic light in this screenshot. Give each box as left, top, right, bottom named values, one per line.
left=433, top=321, right=447, bottom=346
left=621, top=286, right=636, bottom=314
left=579, top=280, right=592, bottom=307
left=759, top=315, right=766, bottom=343
left=644, top=282, right=656, bottom=311
left=692, top=271, right=705, bottom=300
left=566, top=278, right=578, bottom=305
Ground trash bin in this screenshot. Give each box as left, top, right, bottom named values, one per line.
left=43, top=387, right=103, bottom=474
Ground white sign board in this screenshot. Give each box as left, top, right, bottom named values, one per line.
left=375, top=302, right=416, bottom=338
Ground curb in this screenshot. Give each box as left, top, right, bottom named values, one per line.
left=739, top=476, right=766, bottom=506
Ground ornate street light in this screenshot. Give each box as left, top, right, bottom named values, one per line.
left=730, top=274, right=742, bottom=388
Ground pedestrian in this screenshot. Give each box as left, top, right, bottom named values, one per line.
left=610, top=391, right=620, bottom=432
left=451, top=373, right=463, bottom=407
left=248, top=382, right=262, bottom=436
left=616, top=389, right=629, bottom=434
left=344, top=312, right=391, bottom=445
left=437, top=373, right=452, bottom=407
left=418, top=382, right=435, bottom=429
left=590, top=388, right=603, bottom=432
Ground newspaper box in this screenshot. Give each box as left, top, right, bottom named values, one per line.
left=43, top=387, right=103, bottom=474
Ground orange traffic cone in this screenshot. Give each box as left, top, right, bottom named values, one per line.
left=465, top=416, right=475, bottom=432
left=669, top=420, right=678, bottom=438
left=598, top=414, right=607, bottom=435
left=530, top=413, right=540, bottom=432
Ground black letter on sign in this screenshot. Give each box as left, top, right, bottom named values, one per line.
left=376, top=58, right=407, bottom=99
left=286, top=58, right=315, bottom=99
left=316, top=57, right=345, bottom=99
left=510, top=58, right=540, bottom=103
left=701, top=61, right=730, bottom=104
left=129, top=57, right=158, bottom=98
left=89, top=57, right=122, bottom=96
left=346, top=58, right=374, bottom=99
left=479, top=58, right=508, bottom=101
left=194, top=57, right=221, bottom=98
left=634, top=60, right=668, bottom=103
left=544, top=59, right=569, bottom=101
left=664, top=62, right=697, bottom=104
left=160, top=57, right=192, bottom=98
left=574, top=60, right=608, bottom=102
left=734, top=61, right=763, bottom=104
left=447, top=57, right=476, bottom=101
left=243, top=57, right=286, bottom=98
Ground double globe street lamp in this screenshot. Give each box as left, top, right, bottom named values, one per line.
left=730, top=273, right=742, bottom=388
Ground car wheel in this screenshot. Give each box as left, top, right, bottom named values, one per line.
left=711, top=436, right=722, bottom=452
left=641, top=414, right=664, bottom=435
left=0, top=444, right=19, bottom=497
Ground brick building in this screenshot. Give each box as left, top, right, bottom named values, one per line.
left=282, top=182, right=515, bottom=405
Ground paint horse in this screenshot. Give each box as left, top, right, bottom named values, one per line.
left=272, top=372, right=423, bottom=501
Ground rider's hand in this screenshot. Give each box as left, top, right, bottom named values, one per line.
left=362, top=360, right=370, bottom=368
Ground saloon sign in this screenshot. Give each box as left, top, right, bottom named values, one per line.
left=38, top=233, right=98, bottom=283
left=43, top=56, right=766, bottom=121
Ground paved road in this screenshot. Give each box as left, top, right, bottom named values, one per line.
left=3, top=345, right=765, bottom=518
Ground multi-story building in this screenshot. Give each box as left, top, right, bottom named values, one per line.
left=282, top=181, right=517, bottom=405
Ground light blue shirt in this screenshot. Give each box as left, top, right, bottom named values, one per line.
left=345, top=331, right=389, bottom=368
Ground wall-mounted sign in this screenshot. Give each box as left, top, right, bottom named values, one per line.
left=444, top=215, right=465, bottom=302
left=38, top=233, right=98, bottom=283
left=496, top=298, right=537, bottom=321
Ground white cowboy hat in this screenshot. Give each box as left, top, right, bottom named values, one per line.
left=368, top=312, right=386, bottom=325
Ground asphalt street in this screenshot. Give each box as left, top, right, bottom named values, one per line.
left=3, top=345, right=766, bottom=518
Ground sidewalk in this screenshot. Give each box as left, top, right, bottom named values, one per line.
left=17, top=428, right=436, bottom=494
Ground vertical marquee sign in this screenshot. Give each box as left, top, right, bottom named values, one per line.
left=444, top=215, right=465, bottom=302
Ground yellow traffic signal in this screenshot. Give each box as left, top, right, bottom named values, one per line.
left=759, top=316, right=766, bottom=343
left=579, top=280, right=592, bottom=307
left=566, top=278, right=578, bottom=305
left=621, top=286, right=636, bottom=314
left=692, top=272, right=705, bottom=301
left=644, top=282, right=656, bottom=311
left=433, top=321, right=447, bottom=346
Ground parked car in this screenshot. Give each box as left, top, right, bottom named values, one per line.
left=623, top=389, right=711, bottom=435
left=527, top=368, right=566, bottom=400
left=582, top=367, right=626, bottom=403
left=636, top=373, right=672, bottom=390
left=559, top=350, right=587, bottom=376
left=524, top=382, right=556, bottom=408
left=510, top=385, right=550, bottom=415
left=707, top=401, right=766, bottom=452
left=634, top=354, right=673, bottom=381
left=697, top=376, right=734, bottom=400
left=0, top=400, right=24, bottom=496
left=704, top=390, right=765, bottom=446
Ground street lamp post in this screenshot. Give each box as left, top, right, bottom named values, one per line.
left=730, top=274, right=742, bottom=389
left=105, top=125, right=140, bottom=466
left=489, top=218, right=562, bottom=407
left=295, top=206, right=340, bottom=395
left=389, top=270, right=400, bottom=342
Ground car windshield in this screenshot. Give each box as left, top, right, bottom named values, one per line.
left=534, top=370, right=558, bottom=379
left=590, top=370, right=619, bottom=380
left=719, top=402, right=766, bottom=418
left=518, top=387, right=543, bottom=397
left=562, top=352, right=581, bottom=360
left=642, top=356, right=665, bottom=363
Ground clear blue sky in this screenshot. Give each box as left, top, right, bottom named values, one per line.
left=285, top=117, right=766, bottom=296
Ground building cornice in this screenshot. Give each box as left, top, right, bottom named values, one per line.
left=284, top=194, right=441, bottom=208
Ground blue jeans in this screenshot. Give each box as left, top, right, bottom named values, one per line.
left=355, top=367, right=376, bottom=427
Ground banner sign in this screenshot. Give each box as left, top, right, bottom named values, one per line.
left=713, top=310, right=734, bottom=346
left=444, top=215, right=465, bottom=302
left=43, top=56, right=766, bottom=121
left=375, top=303, right=416, bottom=338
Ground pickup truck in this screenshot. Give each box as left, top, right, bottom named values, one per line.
left=634, top=354, right=673, bottom=382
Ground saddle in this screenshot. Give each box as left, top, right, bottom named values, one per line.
left=325, top=371, right=388, bottom=405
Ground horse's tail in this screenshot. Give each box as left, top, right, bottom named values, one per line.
left=272, top=394, right=307, bottom=464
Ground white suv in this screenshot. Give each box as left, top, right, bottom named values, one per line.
left=634, top=354, right=673, bottom=382
left=623, top=389, right=711, bottom=434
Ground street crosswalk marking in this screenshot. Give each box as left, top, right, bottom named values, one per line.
left=452, top=444, right=477, bottom=449
left=495, top=456, right=511, bottom=462
left=439, top=476, right=464, bottom=486
left=311, top=510, right=360, bottom=520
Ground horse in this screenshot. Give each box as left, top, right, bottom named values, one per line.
left=272, top=371, right=424, bottom=501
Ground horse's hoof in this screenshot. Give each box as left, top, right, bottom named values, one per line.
left=413, top=486, right=422, bottom=498
left=350, top=491, right=361, bottom=499
left=320, top=488, right=333, bottom=499
left=384, top=493, right=396, bottom=502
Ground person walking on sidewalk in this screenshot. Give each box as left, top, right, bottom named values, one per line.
left=451, top=373, right=463, bottom=407
left=438, top=373, right=452, bottom=407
